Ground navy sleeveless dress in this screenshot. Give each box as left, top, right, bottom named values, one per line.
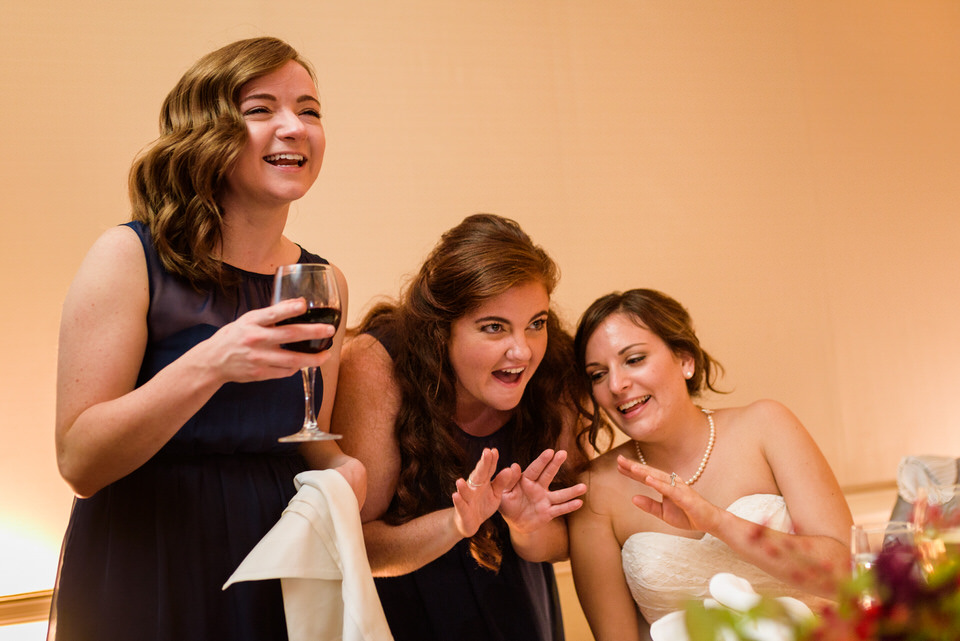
left=49, top=221, right=328, bottom=641
left=369, top=325, right=565, bottom=641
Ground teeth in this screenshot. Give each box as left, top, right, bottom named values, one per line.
left=618, top=396, right=650, bottom=413
left=500, top=367, right=525, bottom=374
left=264, top=153, right=305, bottom=165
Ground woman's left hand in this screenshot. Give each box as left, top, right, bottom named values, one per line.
left=617, top=455, right=723, bottom=534
left=452, top=448, right=519, bottom=537
left=499, top=449, right=587, bottom=534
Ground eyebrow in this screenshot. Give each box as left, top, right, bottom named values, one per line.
left=474, top=309, right=549, bottom=325
left=240, top=93, right=321, bottom=105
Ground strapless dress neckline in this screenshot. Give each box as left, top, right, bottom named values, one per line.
left=621, top=494, right=830, bottom=622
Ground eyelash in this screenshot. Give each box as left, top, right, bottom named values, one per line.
left=479, top=318, right=547, bottom=334
left=242, top=107, right=322, bottom=118
left=586, top=354, right=645, bottom=384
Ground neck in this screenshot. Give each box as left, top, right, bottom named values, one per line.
left=635, top=405, right=713, bottom=474
left=218, top=206, right=296, bottom=273
left=455, top=400, right=512, bottom=438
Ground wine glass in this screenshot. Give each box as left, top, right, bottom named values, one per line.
left=913, top=483, right=960, bottom=576
left=850, top=520, right=916, bottom=607
left=273, top=263, right=343, bottom=442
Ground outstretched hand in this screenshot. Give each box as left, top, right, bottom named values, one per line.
left=499, top=449, right=586, bottom=534
left=617, top=455, right=723, bottom=535
left=452, top=448, right=520, bottom=538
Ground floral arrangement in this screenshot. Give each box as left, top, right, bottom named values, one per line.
left=681, top=543, right=960, bottom=641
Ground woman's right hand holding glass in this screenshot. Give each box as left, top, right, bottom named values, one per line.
left=203, top=298, right=337, bottom=384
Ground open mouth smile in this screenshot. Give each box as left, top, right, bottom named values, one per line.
left=618, top=395, right=651, bottom=414
left=264, top=153, right=306, bottom=167
left=493, top=367, right=525, bottom=384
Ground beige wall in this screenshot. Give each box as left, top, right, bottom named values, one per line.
left=1, top=0, right=958, bottom=620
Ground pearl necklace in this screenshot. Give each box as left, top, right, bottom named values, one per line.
left=634, top=408, right=715, bottom=486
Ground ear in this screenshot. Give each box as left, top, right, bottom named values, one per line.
left=679, top=352, right=696, bottom=379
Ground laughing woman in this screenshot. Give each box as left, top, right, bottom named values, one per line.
left=51, top=38, right=362, bottom=641
left=567, top=289, right=852, bottom=640
left=332, top=214, right=587, bottom=641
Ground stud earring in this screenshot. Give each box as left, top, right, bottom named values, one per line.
left=684, top=370, right=693, bottom=379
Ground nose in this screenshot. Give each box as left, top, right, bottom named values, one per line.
left=275, top=108, right=306, bottom=140
left=506, top=332, right=532, bottom=362
left=607, top=367, right=630, bottom=395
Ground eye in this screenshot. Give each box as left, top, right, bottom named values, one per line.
left=243, top=106, right=270, bottom=117
left=587, top=369, right=607, bottom=384
left=529, top=318, right=547, bottom=331
left=626, top=354, right=646, bottom=366
left=300, top=108, right=322, bottom=119
left=480, top=323, right=503, bottom=334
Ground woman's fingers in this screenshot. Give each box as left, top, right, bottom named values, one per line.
left=549, top=482, right=587, bottom=505
left=466, top=448, right=500, bottom=488
left=617, top=455, right=674, bottom=489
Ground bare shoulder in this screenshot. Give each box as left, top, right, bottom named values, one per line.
left=575, top=443, right=633, bottom=515
left=716, top=399, right=800, bottom=437
left=78, top=224, right=146, bottom=276
left=332, top=332, right=401, bottom=439
left=340, top=333, right=396, bottom=387
left=62, top=225, right=147, bottom=324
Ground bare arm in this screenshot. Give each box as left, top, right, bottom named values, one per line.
left=331, top=334, right=466, bottom=575
left=56, top=227, right=339, bottom=497
left=622, top=400, right=852, bottom=597
left=568, top=468, right=644, bottom=641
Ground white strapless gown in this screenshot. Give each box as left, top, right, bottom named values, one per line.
left=621, top=494, right=831, bottom=623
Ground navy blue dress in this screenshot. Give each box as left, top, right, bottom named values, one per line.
left=49, top=221, right=328, bottom=641
left=369, top=326, right=565, bottom=641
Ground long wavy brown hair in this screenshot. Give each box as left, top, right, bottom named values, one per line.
left=359, top=213, right=580, bottom=571
left=129, top=37, right=317, bottom=290
left=572, top=288, right=726, bottom=457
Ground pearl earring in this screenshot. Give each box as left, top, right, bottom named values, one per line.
left=684, top=370, right=693, bottom=379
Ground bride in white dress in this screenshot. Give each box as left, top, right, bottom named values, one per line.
left=567, top=289, right=852, bottom=640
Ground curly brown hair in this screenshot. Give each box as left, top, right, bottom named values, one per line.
left=573, top=288, right=726, bottom=457
left=359, top=214, right=580, bottom=571
left=129, top=37, right=316, bottom=290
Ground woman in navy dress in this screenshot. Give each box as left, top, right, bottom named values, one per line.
left=332, top=214, right=588, bottom=641
left=50, top=37, right=364, bottom=641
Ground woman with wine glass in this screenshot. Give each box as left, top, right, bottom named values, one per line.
left=331, top=213, right=588, bottom=641
left=567, top=288, right=853, bottom=640
left=51, top=37, right=363, bottom=641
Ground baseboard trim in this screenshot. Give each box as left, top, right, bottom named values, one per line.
left=0, top=589, right=51, bottom=627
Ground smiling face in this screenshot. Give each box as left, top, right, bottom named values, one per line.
left=219, top=59, right=325, bottom=214
left=448, top=281, right=550, bottom=428
left=583, top=311, right=694, bottom=440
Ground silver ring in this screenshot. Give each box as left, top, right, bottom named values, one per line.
left=467, top=477, right=483, bottom=489
left=670, top=472, right=677, bottom=487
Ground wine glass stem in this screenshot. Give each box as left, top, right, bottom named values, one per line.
left=301, top=366, right=318, bottom=432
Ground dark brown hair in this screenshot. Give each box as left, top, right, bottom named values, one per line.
left=573, top=288, right=725, bottom=455
left=359, top=214, right=580, bottom=571
left=129, top=37, right=316, bottom=290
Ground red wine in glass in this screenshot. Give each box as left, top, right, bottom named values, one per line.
left=272, top=264, right=343, bottom=442
left=277, top=306, right=342, bottom=353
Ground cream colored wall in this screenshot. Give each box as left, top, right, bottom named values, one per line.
left=1, top=0, right=957, bottom=626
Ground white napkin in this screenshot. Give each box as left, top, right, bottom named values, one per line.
left=223, top=469, right=393, bottom=641
left=897, top=455, right=959, bottom=503
left=649, top=573, right=813, bottom=641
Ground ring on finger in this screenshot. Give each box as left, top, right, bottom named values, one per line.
left=467, top=477, right=485, bottom=489
left=670, top=472, right=677, bottom=487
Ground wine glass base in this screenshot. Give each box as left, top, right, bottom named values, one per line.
left=278, top=430, right=343, bottom=443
